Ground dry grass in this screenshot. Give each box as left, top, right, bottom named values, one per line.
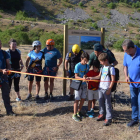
left=0, top=46, right=139, bottom=140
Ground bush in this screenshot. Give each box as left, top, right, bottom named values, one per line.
left=0, top=15, right=2, bottom=18
left=91, top=6, right=94, bottom=10
left=93, top=9, right=97, bottom=13
left=112, top=39, right=124, bottom=51
left=40, top=32, right=63, bottom=54
left=91, top=22, right=98, bottom=30
left=137, top=8, right=140, bottom=12
left=108, top=2, right=117, bottom=9
left=79, top=2, right=84, bottom=8
left=15, top=11, right=28, bottom=20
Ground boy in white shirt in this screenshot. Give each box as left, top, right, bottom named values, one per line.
left=87, top=53, right=115, bottom=126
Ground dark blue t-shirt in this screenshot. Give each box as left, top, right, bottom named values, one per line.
left=0, top=50, right=10, bottom=76
left=123, top=46, right=140, bottom=88
left=41, top=48, right=61, bottom=68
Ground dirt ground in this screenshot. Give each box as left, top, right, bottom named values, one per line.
left=0, top=46, right=139, bottom=140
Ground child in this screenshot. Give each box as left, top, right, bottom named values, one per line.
left=72, top=52, right=89, bottom=122
left=87, top=53, right=115, bottom=126
left=86, top=61, right=100, bottom=118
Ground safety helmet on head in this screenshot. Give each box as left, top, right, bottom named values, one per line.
left=72, top=44, right=81, bottom=54
left=46, top=39, right=55, bottom=46
left=32, top=40, right=41, bottom=48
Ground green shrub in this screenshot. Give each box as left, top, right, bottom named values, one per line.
left=137, top=8, right=140, bottom=12
left=91, top=6, right=94, bottom=10
left=0, top=9, right=4, bottom=13
left=108, top=2, right=117, bottom=9
left=112, top=39, right=124, bottom=51
left=15, top=11, right=28, bottom=20
left=93, top=9, right=97, bottom=13
left=91, top=22, right=98, bottom=30
left=79, top=2, right=84, bottom=8
left=40, top=32, right=64, bottom=54
left=0, top=15, right=2, bottom=18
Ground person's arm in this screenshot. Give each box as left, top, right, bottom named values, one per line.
left=88, top=72, right=101, bottom=80
left=57, top=57, right=62, bottom=67
left=75, top=73, right=85, bottom=80
left=25, top=56, right=30, bottom=72
left=6, top=59, right=11, bottom=70
left=123, top=65, right=129, bottom=84
left=106, top=75, right=115, bottom=95
left=19, top=57, right=24, bottom=71
left=0, top=69, right=7, bottom=75
left=65, top=59, right=69, bottom=76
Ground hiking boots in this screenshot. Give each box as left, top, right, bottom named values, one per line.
left=26, top=94, right=32, bottom=100
left=7, top=111, right=17, bottom=116
left=44, top=93, right=49, bottom=100
left=127, top=120, right=138, bottom=127
left=67, top=94, right=74, bottom=101
left=96, top=114, right=105, bottom=121
left=35, top=95, right=40, bottom=100
left=103, top=119, right=112, bottom=126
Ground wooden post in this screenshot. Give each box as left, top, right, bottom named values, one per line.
left=101, top=28, right=105, bottom=46
left=62, top=25, right=68, bottom=96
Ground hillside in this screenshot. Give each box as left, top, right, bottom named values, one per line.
left=0, top=0, right=140, bottom=48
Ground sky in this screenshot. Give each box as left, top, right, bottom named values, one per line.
left=81, top=36, right=101, bottom=42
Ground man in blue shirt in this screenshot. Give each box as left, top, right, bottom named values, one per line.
left=123, top=39, right=140, bottom=131
left=0, top=40, right=16, bottom=116
left=42, top=39, right=62, bottom=100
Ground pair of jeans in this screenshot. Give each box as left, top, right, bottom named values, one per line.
left=130, top=87, right=140, bottom=122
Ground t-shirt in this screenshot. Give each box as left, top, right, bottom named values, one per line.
left=86, top=70, right=100, bottom=90
left=9, top=49, right=21, bottom=70
left=99, top=66, right=115, bottom=89
left=41, top=48, right=61, bottom=68
left=74, top=62, right=89, bottom=85
left=0, top=50, right=10, bottom=76
left=28, top=50, right=43, bottom=66
left=123, top=46, right=140, bottom=88
left=88, top=51, right=116, bottom=67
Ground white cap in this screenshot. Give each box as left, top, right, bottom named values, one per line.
left=32, top=40, right=41, bottom=48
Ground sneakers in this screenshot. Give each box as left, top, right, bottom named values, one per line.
left=35, top=95, right=40, bottom=100
left=7, top=111, right=17, bottom=116
left=127, top=120, right=138, bottom=127
left=72, top=114, right=81, bottom=122
left=26, top=94, right=32, bottom=100
left=103, top=119, right=112, bottom=126
left=96, top=114, right=105, bottom=121
left=86, top=110, right=94, bottom=118
left=67, top=95, right=74, bottom=101
left=77, top=112, right=86, bottom=119
left=16, top=97, right=21, bottom=102
left=44, top=93, right=49, bottom=100
left=49, top=94, right=54, bottom=101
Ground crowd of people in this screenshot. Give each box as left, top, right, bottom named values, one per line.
left=0, top=38, right=140, bottom=130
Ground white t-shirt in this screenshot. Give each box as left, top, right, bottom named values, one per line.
left=99, top=66, right=115, bottom=89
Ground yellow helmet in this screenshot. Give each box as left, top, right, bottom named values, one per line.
left=72, top=44, right=81, bottom=53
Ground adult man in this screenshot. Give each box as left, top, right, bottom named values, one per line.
left=65, top=44, right=84, bottom=101
left=88, top=43, right=118, bottom=67
left=122, top=39, right=140, bottom=131
left=0, top=40, right=16, bottom=116
left=42, top=39, right=62, bottom=100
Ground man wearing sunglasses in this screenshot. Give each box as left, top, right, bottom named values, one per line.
left=42, top=39, right=62, bottom=100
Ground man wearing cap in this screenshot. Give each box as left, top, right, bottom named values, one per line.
left=65, top=44, right=84, bottom=101
left=89, top=43, right=118, bottom=67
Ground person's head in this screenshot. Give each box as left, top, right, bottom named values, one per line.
left=72, top=44, right=81, bottom=55
left=46, top=39, right=55, bottom=50
left=98, top=53, right=109, bottom=66
left=0, top=40, right=1, bottom=50
left=9, top=38, right=17, bottom=51
left=93, top=43, right=103, bottom=57
left=32, top=40, right=41, bottom=52
left=81, top=52, right=89, bottom=65
left=122, top=39, right=135, bottom=56
left=92, top=60, right=100, bottom=72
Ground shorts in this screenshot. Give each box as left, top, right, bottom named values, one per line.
left=88, top=90, right=99, bottom=100
left=75, top=84, right=87, bottom=100
left=28, top=68, right=42, bottom=82
left=43, top=67, right=57, bottom=81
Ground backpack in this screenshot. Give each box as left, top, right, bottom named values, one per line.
left=101, top=65, right=119, bottom=92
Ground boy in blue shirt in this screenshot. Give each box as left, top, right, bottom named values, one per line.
left=72, top=52, right=89, bottom=122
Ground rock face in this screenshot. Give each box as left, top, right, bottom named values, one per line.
left=57, top=8, right=90, bottom=24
